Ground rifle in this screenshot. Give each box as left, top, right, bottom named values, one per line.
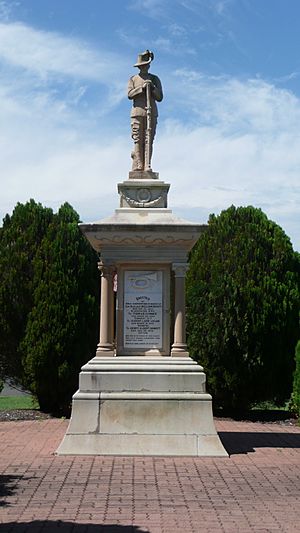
left=145, top=81, right=152, bottom=171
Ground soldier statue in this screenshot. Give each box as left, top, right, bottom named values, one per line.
left=128, top=50, right=163, bottom=172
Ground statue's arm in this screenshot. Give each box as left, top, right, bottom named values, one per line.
left=128, top=77, right=143, bottom=100
left=151, top=76, right=163, bottom=102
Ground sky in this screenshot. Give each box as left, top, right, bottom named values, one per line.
left=0, top=0, right=300, bottom=250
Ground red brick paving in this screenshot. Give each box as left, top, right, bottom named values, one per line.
left=0, top=418, right=299, bottom=532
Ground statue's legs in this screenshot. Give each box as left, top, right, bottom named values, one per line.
left=131, top=116, right=157, bottom=171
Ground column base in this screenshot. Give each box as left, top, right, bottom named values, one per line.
left=171, top=343, right=189, bottom=357
left=96, top=343, right=115, bottom=357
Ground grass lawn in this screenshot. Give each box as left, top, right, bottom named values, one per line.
left=0, top=395, right=39, bottom=410
left=252, top=400, right=290, bottom=411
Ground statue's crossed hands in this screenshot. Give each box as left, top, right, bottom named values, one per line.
left=143, top=80, right=154, bottom=90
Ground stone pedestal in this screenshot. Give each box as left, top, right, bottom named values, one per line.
left=57, top=171, right=228, bottom=457
left=128, top=170, right=159, bottom=180
left=118, top=179, right=169, bottom=208
left=57, top=356, right=227, bottom=456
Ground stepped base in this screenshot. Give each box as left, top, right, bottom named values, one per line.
left=57, top=433, right=226, bottom=456
left=56, top=357, right=228, bottom=457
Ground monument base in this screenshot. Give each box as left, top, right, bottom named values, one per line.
left=57, top=357, right=228, bottom=457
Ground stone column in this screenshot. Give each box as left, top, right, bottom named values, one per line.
left=96, top=262, right=115, bottom=357
left=171, top=263, right=189, bottom=357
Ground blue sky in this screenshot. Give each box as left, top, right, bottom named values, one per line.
left=1, top=0, right=300, bottom=250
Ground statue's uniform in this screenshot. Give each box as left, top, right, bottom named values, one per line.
left=128, top=72, right=163, bottom=170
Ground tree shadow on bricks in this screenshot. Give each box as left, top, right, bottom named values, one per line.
left=218, top=431, right=300, bottom=455
left=214, top=408, right=295, bottom=422
left=0, top=475, right=24, bottom=507
left=0, top=522, right=150, bottom=533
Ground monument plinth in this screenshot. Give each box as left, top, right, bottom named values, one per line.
left=57, top=50, right=227, bottom=456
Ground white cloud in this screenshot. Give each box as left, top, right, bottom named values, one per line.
left=0, top=19, right=130, bottom=219
left=0, top=0, right=15, bottom=21
left=154, top=73, right=300, bottom=249
left=275, top=71, right=300, bottom=83
left=156, top=124, right=300, bottom=208
left=0, top=19, right=130, bottom=123
left=0, top=19, right=299, bottom=250
left=170, top=70, right=300, bottom=135
left=212, top=0, right=234, bottom=16
left=0, top=114, right=131, bottom=223
left=0, top=18, right=130, bottom=152
left=168, top=23, right=187, bottom=36
left=152, top=37, right=172, bottom=53
left=0, top=21, right=124, bottom=82
left=129, top=0, right=168, bottom=19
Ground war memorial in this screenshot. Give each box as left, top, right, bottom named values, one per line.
left=57, top=50, right=227, bottom=456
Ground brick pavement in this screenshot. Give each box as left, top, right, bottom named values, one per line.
left=0, top=418, right=299, bottom=532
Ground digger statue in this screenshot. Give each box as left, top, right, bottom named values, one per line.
left=128, top=50, right=163, bottom=172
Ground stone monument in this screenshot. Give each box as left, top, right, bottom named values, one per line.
left=57, top=51, right=227, bottom=456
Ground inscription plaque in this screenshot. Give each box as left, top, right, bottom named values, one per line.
left=124, top=270, right=163, bottom=349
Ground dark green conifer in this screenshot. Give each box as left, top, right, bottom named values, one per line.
left=22, top=203, right=99, bottom=413
left=186, top=206, right=300, bottom=410
left=0, top=200, right=53, bottom=381
left=290, top=341, right=300, bottom=417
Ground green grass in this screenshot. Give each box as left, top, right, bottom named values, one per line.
left=251, top=400, right=290, bottom=411
left=0, top=395, right=39, bottom=411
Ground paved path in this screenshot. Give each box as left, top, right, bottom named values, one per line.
left=0, top=381, right=29, bottom=397
left=0, top=418, right=299, bottom=532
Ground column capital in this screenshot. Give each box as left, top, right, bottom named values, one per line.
left=98, top=261, right=115, bottom=277
left=172, top=262, right=189, bottom=278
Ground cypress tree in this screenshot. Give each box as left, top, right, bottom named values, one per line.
left=186, top=206, right=300, bottom=410
left=0, top=200, right=53, bottom=382
left=290, top=341, right=300, bottom=417
left=22, top=203, right=99, bottom=413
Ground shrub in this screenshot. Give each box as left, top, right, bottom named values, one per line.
left=186, top=206, right=300, bottom=410
left=290, top=341, right=300, bottom=417
left=22, top=203, right=99, bottom=414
